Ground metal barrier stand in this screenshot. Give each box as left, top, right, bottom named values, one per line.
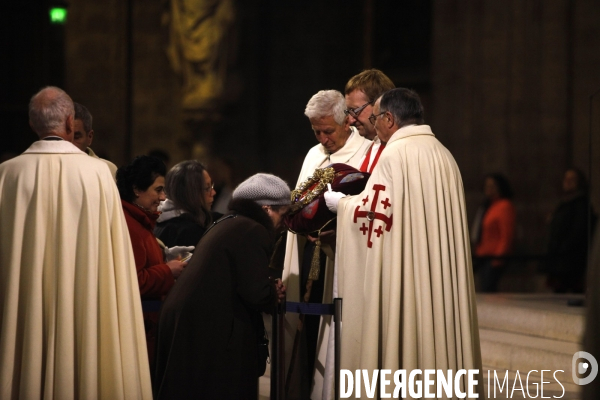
left=271, top=298, right=342, bottom=400
left=144, top=297, right=343, bottom=400
left=334, top=298, right=342, bottom=400
left=271, top=297, right=286, bottom=400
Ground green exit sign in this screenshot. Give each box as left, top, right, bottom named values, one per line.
left=49, top=7, right=67, bottom=24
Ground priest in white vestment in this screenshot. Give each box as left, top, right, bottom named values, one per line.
left=282, top=89, right=370, bottom=398
left=295, top=70, right=395, bottom=400
left=0, top=87, right=152, bottom=400
left=327, top=88, right=483, bottom=399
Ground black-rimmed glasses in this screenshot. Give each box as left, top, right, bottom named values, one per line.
left=203, top=183, right=214, bottom=193
left=344, top=100, right=373, bottom=118
left=368, top=111, right=386, bottom=125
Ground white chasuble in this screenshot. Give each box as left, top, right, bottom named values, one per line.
left=282, top=127, right=370, bottom=399
left=336, top=125, right=484, bottom=399
left=0, top=140, right=152, bottom=400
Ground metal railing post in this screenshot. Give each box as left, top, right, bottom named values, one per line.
left=334, top=298, right=342, bottom=400
left=270, top=297, right=285, bottom=400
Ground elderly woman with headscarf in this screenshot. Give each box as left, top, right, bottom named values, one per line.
left=153, top=173, right=288, bottom=400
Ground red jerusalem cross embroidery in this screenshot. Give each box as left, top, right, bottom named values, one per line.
left=353, top=184, right=393, bottom=248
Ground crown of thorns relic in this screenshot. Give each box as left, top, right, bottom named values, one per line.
left=285, top=163, right=370, bottom=235
left=290, top=167, right=336, bottom=213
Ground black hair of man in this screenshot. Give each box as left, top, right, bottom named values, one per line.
left=379, top=88, right=424, bottom=128
left=74, top=102, right=93, bottom=133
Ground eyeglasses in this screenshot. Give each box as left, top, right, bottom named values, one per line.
left=344, top=100, right=373, bottom=118
left=203, top=183, right=214, bottom=193
left=368, top=111, right=387, bottom=125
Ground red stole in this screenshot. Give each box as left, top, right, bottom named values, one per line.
left=359, top=142, right=386, bottom=173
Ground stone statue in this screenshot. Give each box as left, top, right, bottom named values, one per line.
left=166, top=0, right=236, bottom=114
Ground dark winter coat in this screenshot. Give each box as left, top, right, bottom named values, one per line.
left=155, top=210, right=222, bottom=248
left=153, top=198, right=278, bottom=400
left=546, top=192, right=596, bottom=292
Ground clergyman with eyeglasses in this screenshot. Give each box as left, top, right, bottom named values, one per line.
left=344, top=69, right=395, bottom=174
left=325, top=88, right=485, bottom=397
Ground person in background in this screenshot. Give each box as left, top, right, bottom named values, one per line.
left=546, top=168, right=596, bottom=293
left=155, top=160, right=221, bottom=247
left=148, top=149, right=171, bottom=169
left=73, top=102, right=118, bottom=177
left=471, top=173, right=516, bottom=292
left=154, top=173, right=288, bottom=399
left=116, top=155, right=189, bottom=363
left=209, top=156, right=235, bottom=214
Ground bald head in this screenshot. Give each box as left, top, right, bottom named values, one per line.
left=29, top=86, right=75, bottom=140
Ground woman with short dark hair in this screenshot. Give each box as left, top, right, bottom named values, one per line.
left=117, top=155, right=188, bottom=362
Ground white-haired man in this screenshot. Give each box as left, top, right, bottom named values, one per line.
left=282, top=89, right=370, bottom=398
left=0, top=87, right=152, bottom=399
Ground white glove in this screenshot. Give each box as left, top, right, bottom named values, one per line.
left=164, top=245, right=195, bottom=261
left=324, top=190, right=346, bottom=214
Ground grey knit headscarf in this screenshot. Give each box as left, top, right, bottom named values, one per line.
left=232, top=173, right=291, bottom=206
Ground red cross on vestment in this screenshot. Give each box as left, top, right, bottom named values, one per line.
left=353, top=183, right=393, bottom=248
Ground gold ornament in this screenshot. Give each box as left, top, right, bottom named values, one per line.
left=289, top=166, right=335, bottom=213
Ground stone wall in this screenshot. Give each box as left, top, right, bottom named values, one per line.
left=65, top=0, right=188, bottom=168
left=64, top=0, right=369, bottom=180
left=431, top=0, right=600, bottom=254
left=65, top=0, right=129, bottom=166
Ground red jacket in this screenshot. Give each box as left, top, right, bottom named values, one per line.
left=122, top=200, right=175, bottom=298
left=475, top=198, right=516, bottom=259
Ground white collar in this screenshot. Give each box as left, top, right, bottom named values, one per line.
left=321, top=126, right=366, bottom=160
left=387, top=124, right=434, bottom=144
left=23, top=140, right=86, bottom=154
